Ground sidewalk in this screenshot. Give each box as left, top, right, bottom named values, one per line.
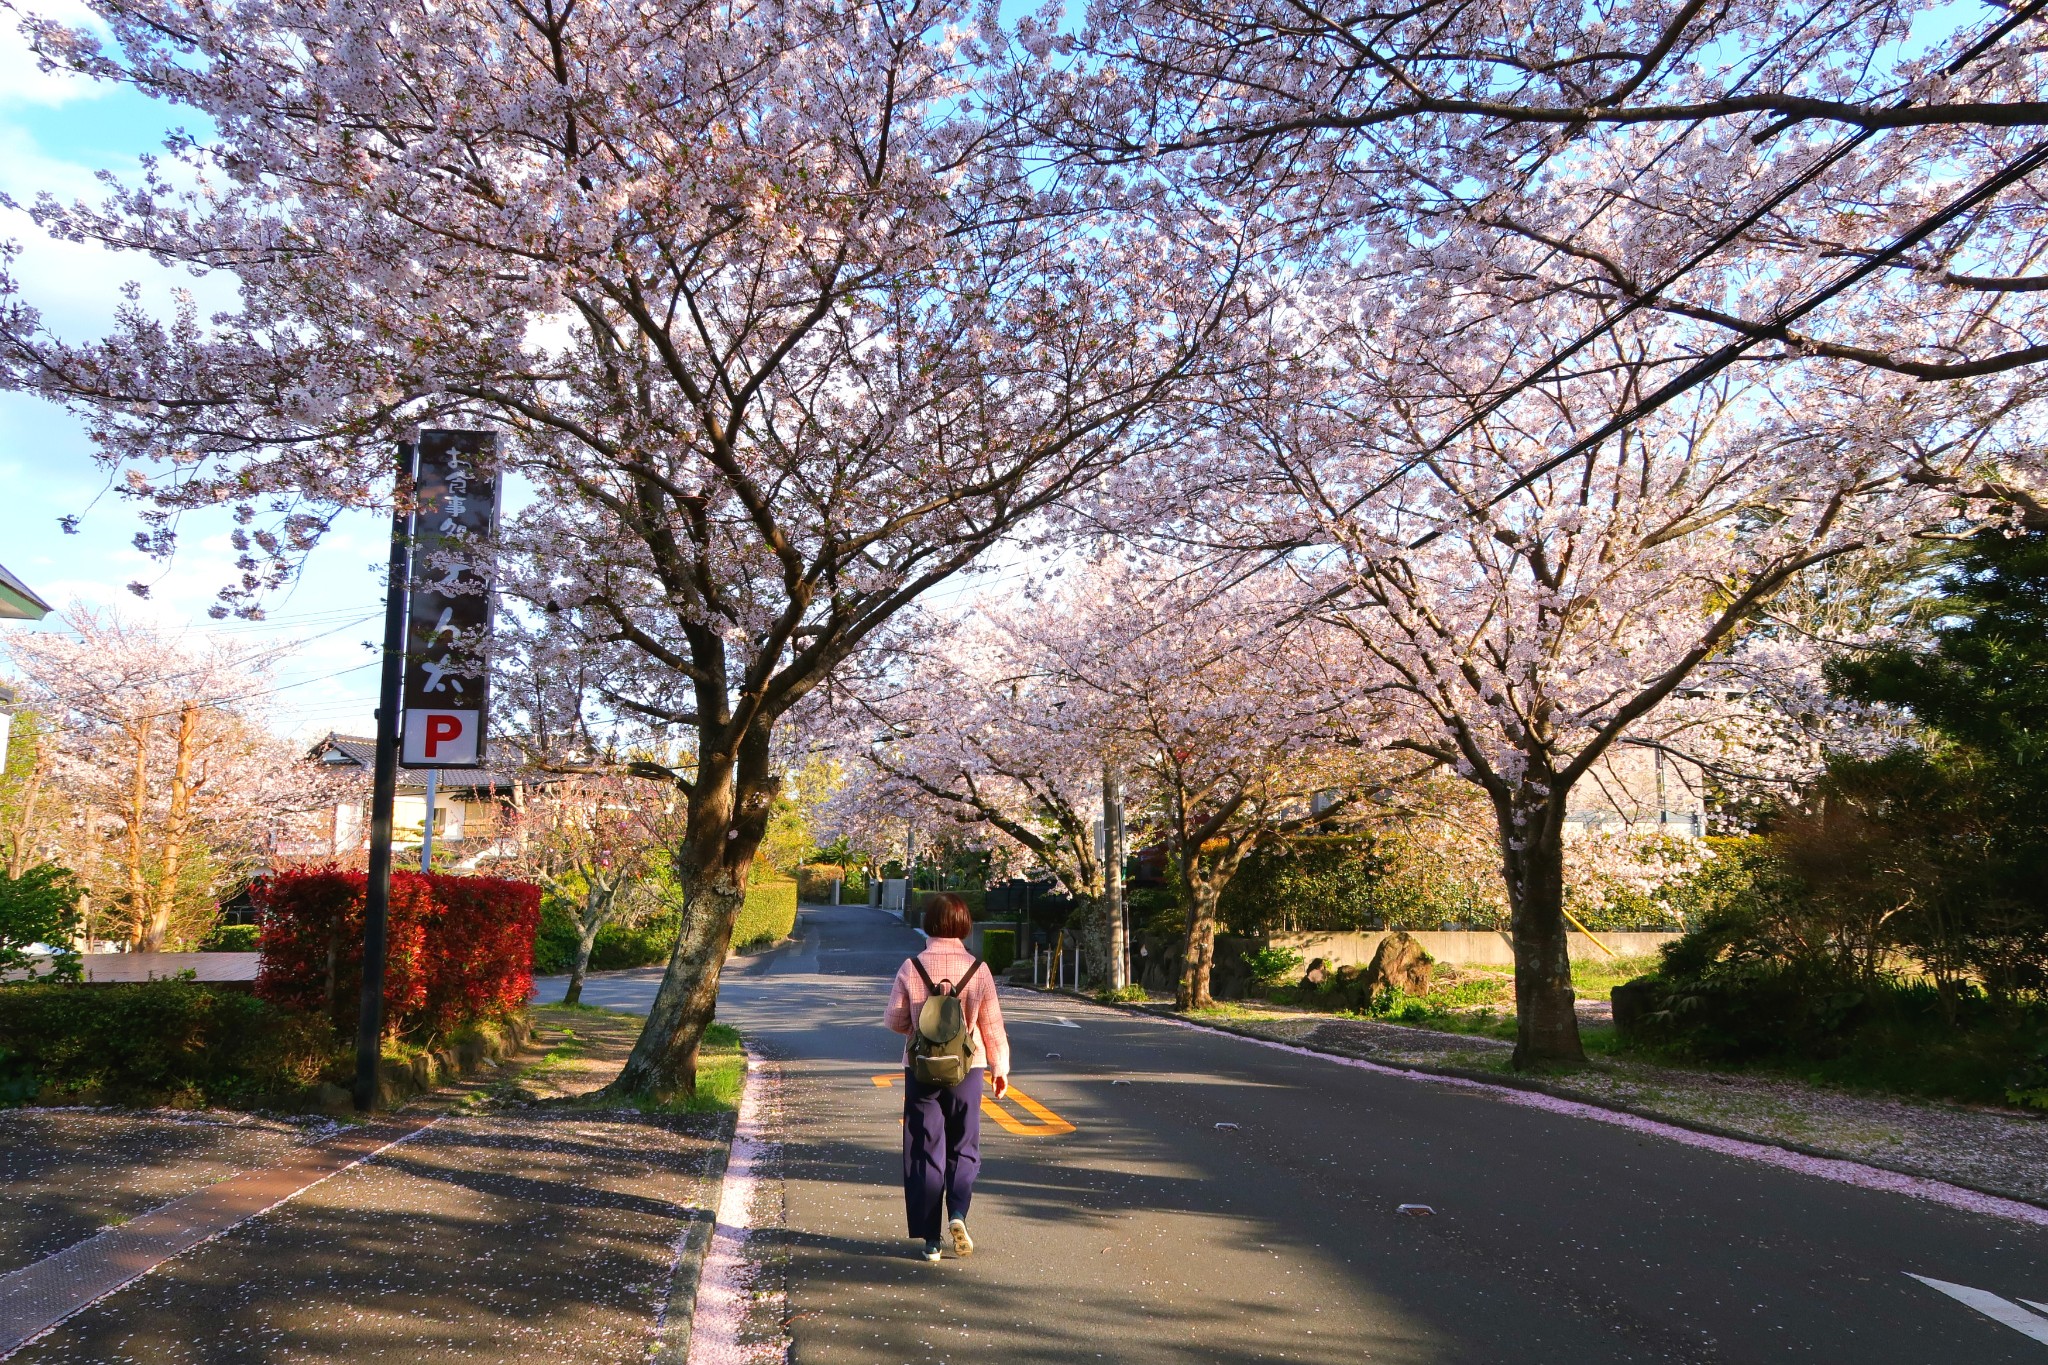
left=0, top=1006, right=735, bottom=1363
left=1160, top=1000, right=2048, bottom=1207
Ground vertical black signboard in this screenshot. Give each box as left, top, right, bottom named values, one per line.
left=401, top=430, right=501, bottom=768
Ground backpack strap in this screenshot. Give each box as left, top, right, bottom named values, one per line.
left=909, top=955, right=937, bottom=993
left=955, top=957, right=984, bottom=992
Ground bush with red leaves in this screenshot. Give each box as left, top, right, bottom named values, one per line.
left=254, top=869, right=539, bottom=1041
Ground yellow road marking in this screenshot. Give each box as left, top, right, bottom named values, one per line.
left=870, top=1073, right=1077, bottom=1137
left=987, top=1086, right=1076, bottom=1136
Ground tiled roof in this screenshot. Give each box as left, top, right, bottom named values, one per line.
left=310, top=732, right=536, bottom=793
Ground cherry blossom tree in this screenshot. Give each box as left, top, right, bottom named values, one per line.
left=838, top=560, right=1394, bottom=1006
left=1055, top=0, right=2048, bottom=403
left=0, top=0, right=1276, bottom=1096
left=1128, top=279, right=1990, bottom=1062
left=826, top=613, right=1112, bottom=939
left=3, top=607, right=317, bottom=948
left=1035, top=564, right=1396, bottom=1007
left=499, top=774, right=682, bottom=1006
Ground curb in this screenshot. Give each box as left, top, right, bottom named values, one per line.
left=1029, top=986, right=2048, bottom=1218
left=650, top=1208, right=718, bottom=1365
left=649, top=1049, right=748, bottom=1365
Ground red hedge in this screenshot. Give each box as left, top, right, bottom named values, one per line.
left=254, top=869, right=540, bottom=1040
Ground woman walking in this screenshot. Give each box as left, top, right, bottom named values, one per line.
left=884, top=892, right=1010, bottom=1262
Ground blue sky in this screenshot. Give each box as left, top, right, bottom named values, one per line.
left=1, top=6, right=396, bottom=741
left=0, top=0, right=1055, bottom=744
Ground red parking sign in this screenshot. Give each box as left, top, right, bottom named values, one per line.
left=402, top=708, right=479, bottom=765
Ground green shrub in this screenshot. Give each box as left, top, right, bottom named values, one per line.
left=0, top=864, right=82, bottom=982
left=1221, top=837, right=1389, bottom=934
left=532, top=898, right=582, bottom=975
left=981, top=928, right=1017, bottom=973
left=1244, top=945, right=1304, bottom=987
left=1129, top=886, right=1184, bottom=937
left=0, top=980, right=339, bottom=1107
left=589, top=916, right=675, bottom=970
left=1096, top=984, right=1147, bottom=1004
left=197, top=923, right=259, bottom=952
left=733, top=879, right=798, bottom=952
left=913, top=888, right=988, bottom=920
left=584, top=878, right=799, bottom=966
left=794, top=863, right=844, bottom=902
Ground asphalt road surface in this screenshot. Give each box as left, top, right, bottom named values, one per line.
left=553, top=903, right=2048, bottom=1364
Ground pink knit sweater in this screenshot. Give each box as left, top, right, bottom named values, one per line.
left=884, top=937, right=1011, bottom=1081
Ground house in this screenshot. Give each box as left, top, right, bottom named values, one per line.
left=0, top=561, right=51, bottom=622
left=300, top=732, right=541, bottom=861
left=0, top=559, right=50, bottom=772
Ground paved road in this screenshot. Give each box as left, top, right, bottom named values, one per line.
left=567, top=903, right=2048, bottom=1364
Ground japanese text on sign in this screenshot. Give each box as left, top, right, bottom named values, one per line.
left=401, top=430, right=500, bottom=768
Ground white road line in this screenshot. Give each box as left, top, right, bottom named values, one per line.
left=1907, top=1274, right=2048, bottom=1345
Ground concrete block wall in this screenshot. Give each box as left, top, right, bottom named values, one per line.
left=1270, top=929, right=1679, bottom=969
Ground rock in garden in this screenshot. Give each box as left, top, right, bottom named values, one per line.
left=1300, top=957, right=1330, bottom=988
left=1364, top=931, right=1435, bottom=996
left=1610, top=976, right=1660, bottom=1038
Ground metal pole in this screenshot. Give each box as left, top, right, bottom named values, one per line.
left=419, top=767, right=438, bottom=873
left=354, top=442, right=416, bottom=1113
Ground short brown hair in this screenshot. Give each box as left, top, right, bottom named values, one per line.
left=922, top=893, right=974, bottom=939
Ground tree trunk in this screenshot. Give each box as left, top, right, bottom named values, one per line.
left=1176, top=875, right=1222, bottom=1010
left=1499, top=796, right=1585, bottom=1069
left=564, top=884, right=609, bottom=1008
left=144, top=701, right=200, bottom=951
left=564, top=929, right=595, bottom=1007
left=123, top=718, right=152, bottom=947
left=607, top=869, right=745, bottom=1098
left=606, top=735, right=776, bottom=1102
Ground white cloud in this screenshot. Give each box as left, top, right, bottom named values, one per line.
left=0, top=0, right=109, bottom=109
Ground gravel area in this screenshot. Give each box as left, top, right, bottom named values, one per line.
left=1178, top=1004, right=2048, bottom=1207
left=0, top=1109, right=330, bottom=1275
left=11, top=1006, right=736, bottom=1365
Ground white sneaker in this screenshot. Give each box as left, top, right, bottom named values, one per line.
left=948, top=1218, right=974, bottom=1257
left=922, top=1239, right=943, bottom=1262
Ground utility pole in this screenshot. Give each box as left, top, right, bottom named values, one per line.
left=354, top=441, right=416, bottom=1113
left=1103, top=764, right=1128, bottom=991
left=904, top=823, right=917, bottom=919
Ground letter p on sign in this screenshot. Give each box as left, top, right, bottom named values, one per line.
left=403, top=709, right=480, bottom=766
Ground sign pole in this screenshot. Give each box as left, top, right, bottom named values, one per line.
left=354, top=441, right=417, bottom=1113
left=420, top=767, right=438, bottom=873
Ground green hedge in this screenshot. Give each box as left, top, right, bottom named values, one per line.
left=734, top=879, right=798, bottom=952
left=533, top=899, right=580, bottom=975
left=912, top=888, right=989, bottom=919
left=198, top=923, right=260, bottom=952
left=0, top=980, right=339, bottom=1107
left=794, top=863, right=844, bottom=902
left=554, top=878, right=801, bottom=971
left=980, top=928, right=1017, bottom=973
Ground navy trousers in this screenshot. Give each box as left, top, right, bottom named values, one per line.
left=902, top=1066, right=983, bottom=1240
